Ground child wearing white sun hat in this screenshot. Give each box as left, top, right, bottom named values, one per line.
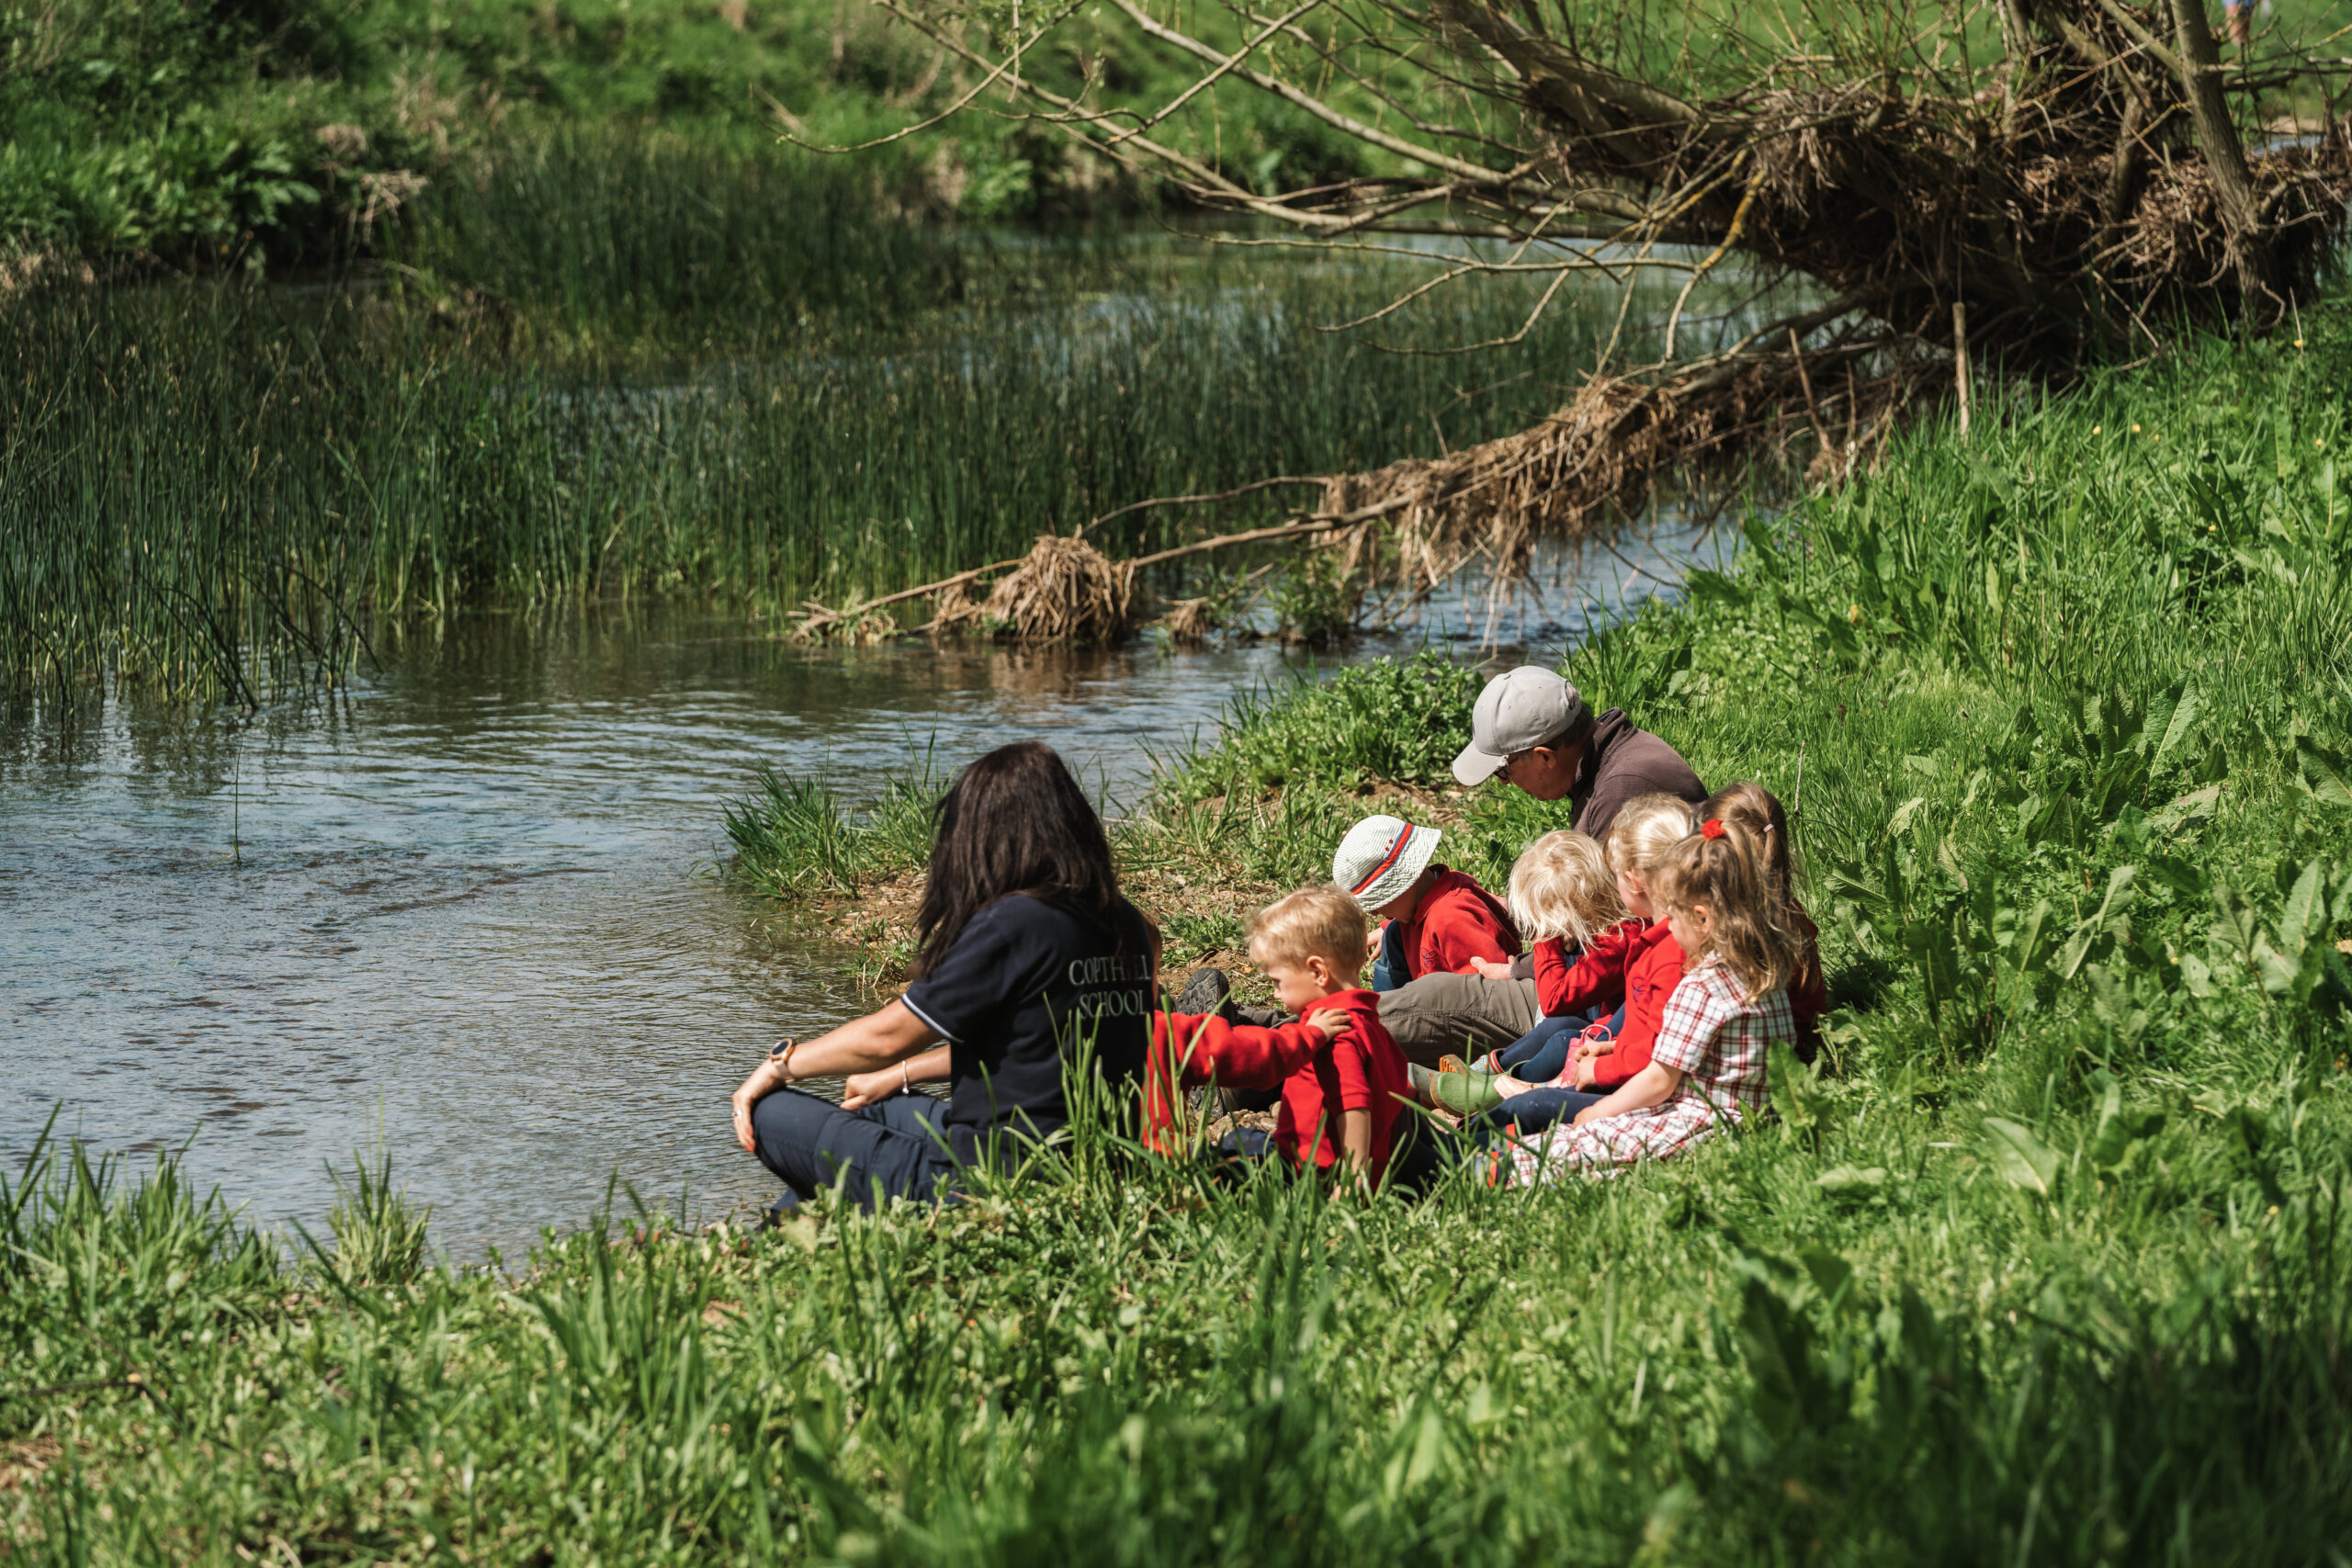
left=1332, top=815, right=1520, bottom=993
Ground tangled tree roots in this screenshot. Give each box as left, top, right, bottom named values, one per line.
left=1321, top=341, right=1939, bottom=591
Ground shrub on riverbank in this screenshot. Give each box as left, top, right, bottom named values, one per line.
left=0, top=0, right=1418, bottom=271
left=9, top=315, right=2352, bottom=1562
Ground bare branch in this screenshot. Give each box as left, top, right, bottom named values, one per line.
left=1105, top=0, right=1521, bottom=186
left=1104, top=0, right=1329, bottom=147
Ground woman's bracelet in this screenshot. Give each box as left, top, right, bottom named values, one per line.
left=899, top=1061, right=911, bottom=1092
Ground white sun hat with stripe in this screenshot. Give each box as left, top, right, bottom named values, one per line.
left=1332, top=815, right=1442, bottom=911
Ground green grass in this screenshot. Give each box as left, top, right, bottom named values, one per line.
left=12, top=299, right=2352, bottom=1565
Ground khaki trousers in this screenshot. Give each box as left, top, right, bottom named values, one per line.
left=1375, top=974, right=1544, bottom=1067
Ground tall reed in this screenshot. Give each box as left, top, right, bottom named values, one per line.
left=1, top=172, right=1634, bottom=701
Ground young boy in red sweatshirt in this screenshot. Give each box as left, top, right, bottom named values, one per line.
left=1331, top=815, right=1519, bottom=988
left=1146, top=886, right=1414, bottom=1188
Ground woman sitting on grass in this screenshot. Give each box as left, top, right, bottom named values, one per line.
left=730, top=741, right=1156, bottom=1213
left=1507, top=814, right=1800, bottom=1182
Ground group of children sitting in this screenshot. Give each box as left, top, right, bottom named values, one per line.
left=1143, top=781, right=1826, bottom=1190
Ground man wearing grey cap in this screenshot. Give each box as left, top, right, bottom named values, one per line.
left=1451, top=666, right=1703, bottom=844
left=1374, top=666, right=1704, bottom=1064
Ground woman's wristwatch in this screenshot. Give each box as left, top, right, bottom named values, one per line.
left=767, top=1037, right=798, bottom=1079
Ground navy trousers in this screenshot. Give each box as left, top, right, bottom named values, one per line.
left=1464, top=1086, right=1608, bottom=1140
left=1498, top=1002, right=1627, bottom=1079
left=1369, top=919, right=1412, bottom=993
left=751, top=1088, right=958, bottom=1212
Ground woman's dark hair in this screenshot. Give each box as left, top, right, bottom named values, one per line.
left=910, top=741, right=1121, bottom=977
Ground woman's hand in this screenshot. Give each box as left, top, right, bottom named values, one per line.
left=731, top=1057, right=788, bottom=1154
left=843, top=1044, right=951, bottom=1111
left=840, top=1066, right=903, bottom=1111
left=1468, top=956, right=1515, bottom=980
left=729, top=1003, right=941, bottom=1154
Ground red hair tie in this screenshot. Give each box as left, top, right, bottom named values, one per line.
left=1700, top=818, right=1726, bottom=840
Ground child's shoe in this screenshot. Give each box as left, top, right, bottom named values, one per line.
left=1436, top=1052, right=1501, bottom=1077
left=1173, top=966, right=1237, bottom=1022
left=1408, top=1062, right=1501, bottom=1116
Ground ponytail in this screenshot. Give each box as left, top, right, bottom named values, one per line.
left=1649, top=818, right=1802, bottom=1002
left=1701, top=779, right=1804, bottom=935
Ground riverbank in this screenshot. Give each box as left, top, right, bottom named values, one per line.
left=6, top=311, right=2352, bottom=1562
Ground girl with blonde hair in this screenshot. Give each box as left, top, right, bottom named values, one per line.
left=1700, top=780, right=1826, bottom=1052
left=1504, top=815, right=1802, bottom=1182
left=1423, top=795, right=1695, bottom=1134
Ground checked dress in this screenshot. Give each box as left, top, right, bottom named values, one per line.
left=1507, top=956, right=1792, bottom=1184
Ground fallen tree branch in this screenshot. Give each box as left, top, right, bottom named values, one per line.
left=1077, top=475, right=1330, bottom=536
left=1122, top=493, right=1419, bottom=570
left=791, top=551, right=1034, bottom=637
left=793, top=491, right=1421, bottom=641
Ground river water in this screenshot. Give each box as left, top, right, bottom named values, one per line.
left=1, top=530, right=1718, bottom=1258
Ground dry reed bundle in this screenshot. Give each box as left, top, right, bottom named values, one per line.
left=968, top=534, right=1135, bottom=642
left=922, top=576, right=989, bottom=635
left=1154, top=595, right=1222, bottom=644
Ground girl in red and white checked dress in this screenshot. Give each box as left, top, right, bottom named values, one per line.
left=1506, top=812, right=1804, bottom=1183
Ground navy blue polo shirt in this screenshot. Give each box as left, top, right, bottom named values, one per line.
left=899, top=893, right=1154, bottom=1165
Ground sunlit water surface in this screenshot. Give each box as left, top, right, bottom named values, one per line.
left=1, top=531, right=1717, bottom=1257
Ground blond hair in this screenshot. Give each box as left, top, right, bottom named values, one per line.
left=1507, top=830, right=1624, bottom=945
left=1247, top=885, right=1371, bottom=973
left=1605, top=793, right=1700, bottom=879
left=1703, top=780, right=1804, bottom=930
left=1648, top=820, right=1802, bottom=1001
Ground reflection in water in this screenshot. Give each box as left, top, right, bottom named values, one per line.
left=0, top=528, right=1722, bottom=1257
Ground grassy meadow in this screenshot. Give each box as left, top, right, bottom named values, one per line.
left=10, top=300, right=2350, bottom=1563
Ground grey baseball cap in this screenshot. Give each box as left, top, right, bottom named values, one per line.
left=1452, top=666, right=1590, bottom=786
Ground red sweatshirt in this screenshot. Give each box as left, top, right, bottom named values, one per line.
left=1530, top=918, right=1645, bottom=1018
left=1577, top=919, right=1685, bottom=1092
left=1142, top=1011, right=1316, bottom=1155
left=1394, top=866, right=1520, bottom=980
left=1143, top=989, right=1413, bottom=1179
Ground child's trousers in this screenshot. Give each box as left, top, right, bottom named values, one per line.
left=1498, top=1003, right=1626, bottom=1081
